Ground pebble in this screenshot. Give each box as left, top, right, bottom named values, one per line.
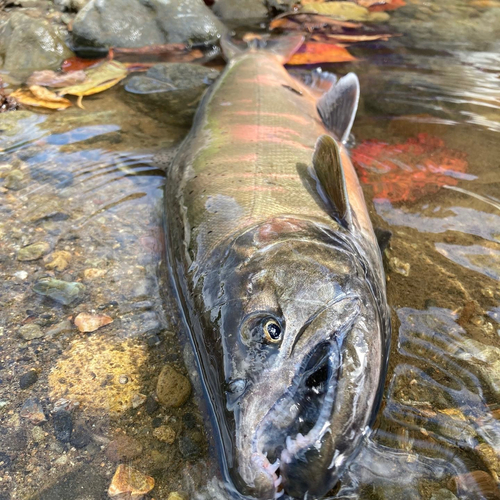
left=0, top=452, right=12, bottom=470
left=31, top=426, right=46, bottom=443
left=45, top=250, right=72, bottom=271
left=167, top=493, right=185, bottom=500
left=5, top=169, right=24, bottom=190
left=108, top=464, right=154, bottom=500
left=14, top=270, right=28, bottom=280
left=131, top=393, right=147, bottom=409
left=153, top=425, right=176, bottom=444
left=74, top=312, right=113, bottom=333
left=54, top=454, right=69, bottom=466
left=33, top=277, right=86, bottom=305
left=70, top=422, right=92, bottom=449
left=19, top=369, right=38, bottom=389
left=182, top=413, right=198, bottom=430
left=20, top=397, right=47, bottom=425
left=105, top=435, right=143, bottom=462
left=178, top=431, right=204, bottom=460
left=46, top=320, right=73, bottom=338
left=19, top=323, right=44, bottom=340
left=17, top=241, right=51, bottom=261
left=145, top=394, right=159, bottom=415
left=82, top=268, right=107, bottom=280
left=52, top=410, right=73, bottom=443
left=156, top=364, right=191, bottom=408
left=388, top=256, right=411, bottom=276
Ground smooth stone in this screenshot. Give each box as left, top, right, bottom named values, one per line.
left=52, top=410, right=73, bottom=443
left=17, top=241, right=51, bottom=261
left=152, top=425, right=176, bottom=444
left=72, top=0, right=225, bottom=53
left=19, top=369, right=39, bottom=389
left=0, top=12, right=73, bottom=79
left=19, top=323, right=44, bottom=340
left=105, top=435, right=143, bottom=462
left=4, top=169, right=24, bottom=190
left=212, top=0, right=268, bottom=21
left=33, top=277, right=86, bottom=305
left=156, top=364, right=191, bottom=408
left=124, top=63, right=219, bottom=125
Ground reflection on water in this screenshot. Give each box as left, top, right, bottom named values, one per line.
left=0, top=0, right=499, bottom=498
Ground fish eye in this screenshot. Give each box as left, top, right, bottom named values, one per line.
left=263, top=319, right=282, bottom=344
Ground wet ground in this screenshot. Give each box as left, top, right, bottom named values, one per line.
left=1, top=0, right=500, bottom=499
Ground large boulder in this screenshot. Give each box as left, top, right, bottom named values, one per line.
left=72, top=0, right=226, bottom=53
left=0, top=12, right=73, bottom=79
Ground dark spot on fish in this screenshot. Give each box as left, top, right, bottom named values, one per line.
left=282, top=84, right=303, bottom=96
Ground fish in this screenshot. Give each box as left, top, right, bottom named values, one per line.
left=163, top=35, right=391, bottom=499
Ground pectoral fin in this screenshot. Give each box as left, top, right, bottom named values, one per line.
left=312, top=135, right=352, bottom=228
left=317, top=73, right=360, bottom=144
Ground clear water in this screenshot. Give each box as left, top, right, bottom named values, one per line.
left=0, top=0, right=499, bottom=499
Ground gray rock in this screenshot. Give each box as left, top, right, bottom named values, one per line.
left=20, top=397, right=47, bottom=425
left=19, top=369, right=39, bottom=389
left=33, top=277, right=86, bottom=305
left=4, top=169, right=24, bottom=191
left=72, top=0, right=226, bottom=52
left=17, top=241, right=51, bottom=261
left=19, top=323, right=44, bottom=340
left=0, top=12, right=73, bottom=79
left=213, top=0, right=268, bottom=21
left=124, top=63, right=219, bottom=125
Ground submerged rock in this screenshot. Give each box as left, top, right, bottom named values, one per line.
left=19, top=369, right=39, bottom=389
left=108, top=464, right=154, bottom=500
left=33, top=277, right=86, bottom=305
left=17, top=242, right=51, bottom=261
left=125, top=63, right=219, bottom=125
left=19, top=323, right=44, bottom=340
left=0, top=12, right=73, bottom=79
left=20, top=397, right=47, bottom=425
left=72, top=0, right=225, bottom=53
left=106, top=435, right=143, bottom=462
left=213, top=0, right=268, bottom=21
left=156, top=364, right=191, bottom=408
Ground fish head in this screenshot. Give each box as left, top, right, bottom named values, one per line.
left=207, top=219, right=389, bottom=499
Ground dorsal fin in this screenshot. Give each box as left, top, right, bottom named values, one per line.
left=317, top=73, right=360, bottom=144
left=312, top=135, right=352, bottom=228
left=220, top=34, right=304, bottom=63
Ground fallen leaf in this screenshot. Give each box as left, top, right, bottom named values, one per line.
left=352, top=133, right=469, bottom=203
left=27, top=70, right=87, bottom=88
left=58, top=61, right=127, bottom=108
left=270, top=12, right=363, bottom=31
left=359, top=0, right=406, bottom=11
left=311, top=32, right=395, bottom=43
left=287, top=42, right=356, bottom=65
left=62, top=57, right=105, bottom=72
left=301, top=1, right=390, bottom=21
left=74, top=312, right=113, bottom=333
left=10, top=86, right=71, bottom=110
left=45, top=250, right=72, bottom=271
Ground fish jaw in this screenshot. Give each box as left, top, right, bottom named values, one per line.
left=232, top=299, right=384, bottom=499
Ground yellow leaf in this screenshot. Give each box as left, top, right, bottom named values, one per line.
left=10, top=87, right=71, bottom=110
left=57, top=60, right=127, bottom=105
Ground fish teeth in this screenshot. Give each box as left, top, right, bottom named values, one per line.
left=275, top=490, right=284, bottom=499
left=269, top=459, right=280, bottom=474
left=296, top=432, right=307, bottom=445
left=286, top=436, right=294, bottom=452
left=274, top=476, right=283, bottom=487
left=281, top=448, right=292, bottom=464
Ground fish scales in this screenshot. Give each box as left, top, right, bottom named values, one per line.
left=177, top=54, right=336, bottom=265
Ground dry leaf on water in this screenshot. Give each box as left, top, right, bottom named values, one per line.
left=74, top=312, right=113, bottom=333
left=270, top=13, right=363, bottom=31
left=287, top=42, right=356, bottom=65
left=58, top=60, right=128, bottom=108
left=10, top=86, right=71, bottom=110
left=27, top=70, right=87, bottom=88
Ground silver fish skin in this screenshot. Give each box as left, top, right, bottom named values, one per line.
left=164, top=37, right=391, bottom=500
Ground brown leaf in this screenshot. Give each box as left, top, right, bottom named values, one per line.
left=311, top=32, right=395, bottom=43
left=27, top=70, right=87, bottom=88
left=287, top=41, right=356, bottom=65
left=270, top=13, right=363, bottom=32
left=10, top=86, right=71, bottom=110
left=74, top=312, right=113, bottom=333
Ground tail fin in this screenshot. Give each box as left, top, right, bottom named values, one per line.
left=220, top=34, right=304, bottom=63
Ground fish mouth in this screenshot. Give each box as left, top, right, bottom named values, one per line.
left=251, top=341, right=340, bottom=498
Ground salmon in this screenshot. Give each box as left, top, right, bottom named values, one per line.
left=163, top=36, right=391, bottom=499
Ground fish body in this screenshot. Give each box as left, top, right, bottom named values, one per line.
left=164, top=38, right=390, bottom=499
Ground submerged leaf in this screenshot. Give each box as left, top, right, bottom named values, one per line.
left=62, top=57, right=105, bottom=72
left=57, top=61, right=127, bottom=107
left=10, top=86, right=71, bottom=110
left=74, top=312, right=113, bottom=333
left=311, top=32, right=395, bottom=43
left=287, top=42, right=356, bottom=65
left=27, top=70, right=87, bottom=88
left=352, top=133, right=469, bottom=203
left=301, top=1, right=390, bottom=21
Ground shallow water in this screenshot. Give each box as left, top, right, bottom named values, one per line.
left=1, top=0, right=500, bottom=499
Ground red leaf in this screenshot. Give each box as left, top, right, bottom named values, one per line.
left=352, top=133, right=469, bottom=203
left=62, top=57, right=106, bottom=72
left=287, top=42, right=356, bottom=65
